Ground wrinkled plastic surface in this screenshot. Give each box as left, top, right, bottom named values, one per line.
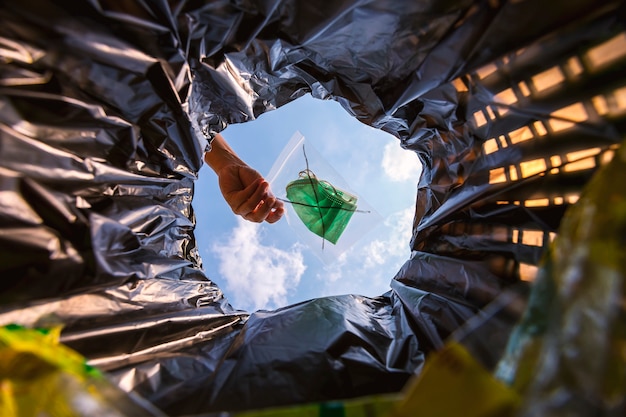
left=0, top=324, right=164, bottom=417
left=0, top=0, right=624, bottom=415
left=496, top=140, right=626, bottom=416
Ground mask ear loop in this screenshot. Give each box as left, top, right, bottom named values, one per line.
left=277, top=144, right=370, bottom=249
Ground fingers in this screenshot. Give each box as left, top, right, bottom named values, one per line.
left=264, top=199, right=284, bottom=224
left=218, top=164, right=285, bottom=224
left=246, top=194, right=284, bottom=224
left=233, top=179, right=267, bottom=218
left=234, top=180, right=284, bottom=224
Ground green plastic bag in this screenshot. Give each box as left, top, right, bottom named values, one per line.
left=286, top=169, right=358, bottom=245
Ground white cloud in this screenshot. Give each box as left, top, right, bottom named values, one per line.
left=381, top=141, right=422, bottom=182
left=212, top=219, right=306, bottom=311
left=363, top=207, right=414, bottom=268
left=314, top=206, right=414, bottom=298
left=317, top=251, right=348, bottom=284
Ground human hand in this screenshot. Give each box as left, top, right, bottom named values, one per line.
left=217, top=164, right=284, bottom=223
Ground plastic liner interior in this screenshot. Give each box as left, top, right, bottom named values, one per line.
left=0, top=0, right=624, bottom=415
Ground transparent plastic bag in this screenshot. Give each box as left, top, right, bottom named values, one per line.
left=267, top=131, right=382, bottom=263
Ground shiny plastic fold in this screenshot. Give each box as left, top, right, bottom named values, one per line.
left=0, top=0, right=624, bottom=415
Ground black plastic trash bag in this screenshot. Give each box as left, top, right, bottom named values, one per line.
left=0, top=0, right=624, bottom=415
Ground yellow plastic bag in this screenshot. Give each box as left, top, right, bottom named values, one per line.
left=0, top=324, right=163, bottom=417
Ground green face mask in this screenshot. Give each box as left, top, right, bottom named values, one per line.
left=286, top=170, right=358, bottom=245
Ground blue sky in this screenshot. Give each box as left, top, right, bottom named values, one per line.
left=193, top=94, right=422, bottom=312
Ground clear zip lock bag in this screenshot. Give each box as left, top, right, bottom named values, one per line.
left=267, top=131, right=382, bottom=263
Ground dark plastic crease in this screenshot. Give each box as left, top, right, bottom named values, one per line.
left=0, top=0, right=624, bottom=415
